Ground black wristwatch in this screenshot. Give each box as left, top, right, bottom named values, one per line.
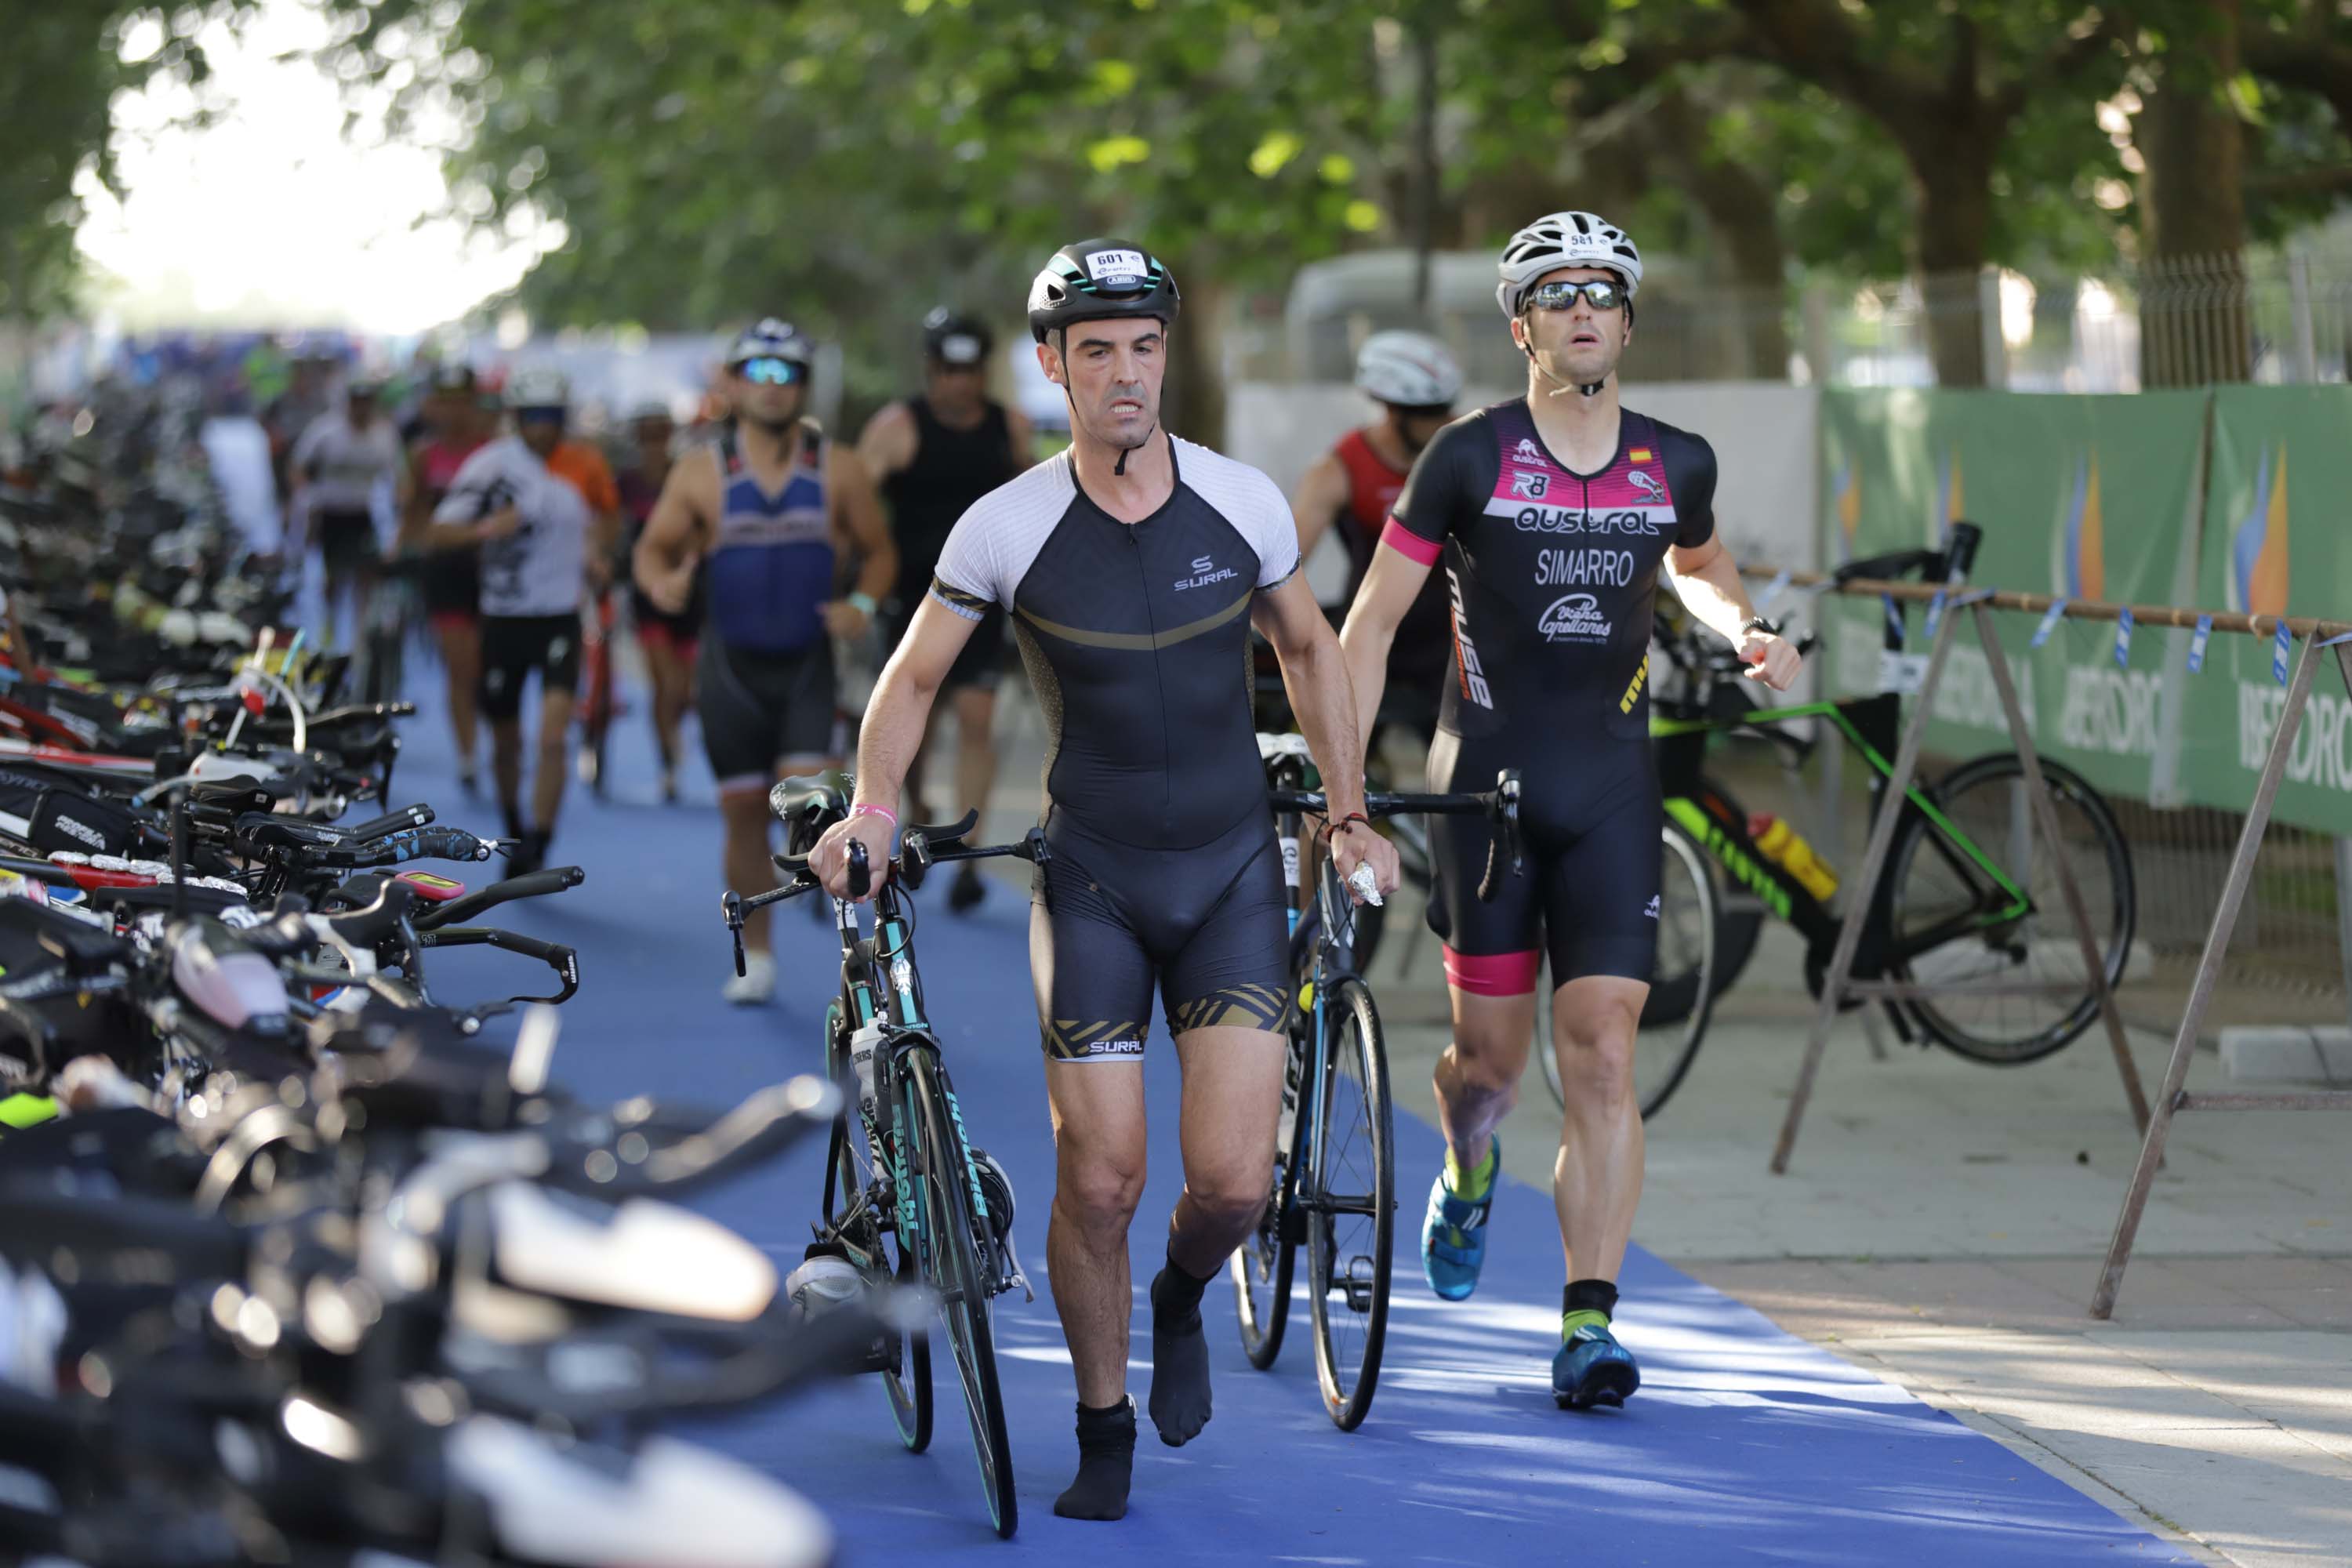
left=1741, top=615, right=1780, bottom=639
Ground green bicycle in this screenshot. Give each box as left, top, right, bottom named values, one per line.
left=1541, top=532, right=2139, bottom=1118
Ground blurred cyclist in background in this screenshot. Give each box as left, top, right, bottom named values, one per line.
left=633, top=319, right=895, bottom=1004
left=431, top=368, right=621, bottom=874
left=398, top=362, right=492, bottom=790
left=289, top=375, right=403, bottom=649
left=856, top=307, right=1032, bottom=912
left=1290, top=331, right=1462, bottom=753
left=619, top=401, right=697, bottom=802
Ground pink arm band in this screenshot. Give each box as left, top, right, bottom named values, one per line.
left=1380, top=517, right=1444, bottom=568
left=849, top=803, right=898, bottom=829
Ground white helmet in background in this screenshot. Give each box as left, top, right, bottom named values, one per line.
left=505, top=367, right=571, bottom=410
left=1495, top=211, right=1643, bottom=317
left=1355, top=331, right=1463, bottom=409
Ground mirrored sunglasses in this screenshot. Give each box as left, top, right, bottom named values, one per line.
left=737, top=356, right=806, bottom=386
left=1527, top=278, right=1624, bottom=313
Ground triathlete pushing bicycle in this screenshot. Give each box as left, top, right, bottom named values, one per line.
left=808, top=239, right=1398, bottom=1520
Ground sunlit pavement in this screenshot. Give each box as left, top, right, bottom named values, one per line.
left=364, top=648, right=2234, bottom=1565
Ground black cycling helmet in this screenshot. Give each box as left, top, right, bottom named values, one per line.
left=724, top=318, right=816, bottom=370
left=1027, top=239, right=1181, bottom=345
left=923, top=307, right=993, bottom=366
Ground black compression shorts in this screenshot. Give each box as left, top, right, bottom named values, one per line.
left=315, top=510, right=379, bottom=577
left=478, top=614, right=582, bottom=721
left=1029, top=808, right=1290, bottom=1062
left=422, top=546, right=481, bottom=619
left=696, top=636, right=837, bottom=789
left=1425, top=731, right=1661, bottom=996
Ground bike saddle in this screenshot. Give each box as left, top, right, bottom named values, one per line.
left=769, top=774, right=847, bottom=824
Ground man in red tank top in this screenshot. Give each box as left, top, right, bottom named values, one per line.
left=395, top=363, right=491, bottom=789
left=1289, top=331, right=1463, bottom=745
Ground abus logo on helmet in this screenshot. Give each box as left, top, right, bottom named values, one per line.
left=1083, top=249, right=1148, bottom=286
left=1537, top=593, right=1612, bottom=643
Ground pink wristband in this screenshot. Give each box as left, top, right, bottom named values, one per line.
left=849, top=803, right=898, bottom=829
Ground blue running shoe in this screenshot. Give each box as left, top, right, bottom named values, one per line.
left=1420, top=1138, right=1498, bottom=1301
left=1552, top=1322, right=1641, bottom=1410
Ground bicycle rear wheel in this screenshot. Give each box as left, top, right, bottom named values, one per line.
left=1886, top=753, right=2135, bottom=1064
left=1232, top=1011, right=1308, bottom=1370
left=1306, top=977, right=1392, bottom=1431
left=1539, top=817, right=1719, bottom=1120
left=904, top=1047, right=1016, bottom=1537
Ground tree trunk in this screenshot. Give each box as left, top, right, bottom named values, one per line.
left=1650, top=84, right=1789, bottom=379
left=1167, top=273, right=1228, bottom=450
left=2139, top=0, right=2249, bottom=387
left=1910, top=144, right=1998, bottom=387
left=1409, top=14, right=1441, bottom=319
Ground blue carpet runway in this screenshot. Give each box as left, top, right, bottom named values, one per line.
left=391, top=662, right=2193, bottom=1567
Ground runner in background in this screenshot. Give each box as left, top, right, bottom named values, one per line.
left=855, top=308, right=1032, bottom=913
left=288, top=376, right=403, bottom=650
left=619, top=401, right=696, bottom=802
left=397, top=363, right=492, bottom=791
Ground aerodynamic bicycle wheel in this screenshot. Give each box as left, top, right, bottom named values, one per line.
left=904, top=1047, right=1017, bottom=1537
left=1232, top=1009, right=1308, bottom=1370
left=1305, top=977, right=1393, bottom=1431
left=1885, top=752, right=2135, bottom=1064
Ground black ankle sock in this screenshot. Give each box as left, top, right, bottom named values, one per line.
left=1148, top=1256, right=1216, bottom=1446
left=1565, top=1279, right=1620, bottom=1320
left=1054, top=1397, right=1136, bottom=1522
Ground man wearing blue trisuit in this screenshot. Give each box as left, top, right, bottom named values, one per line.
left=810, top=240, right=1400, bottom=1521
left=1341, top=212, right=1802, bottom=1410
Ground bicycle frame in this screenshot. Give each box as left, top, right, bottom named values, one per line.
left=1651, top=691, right=2034, bottom=977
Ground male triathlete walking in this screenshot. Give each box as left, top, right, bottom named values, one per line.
left=1339, top=212, right=1800, bottom=1410
left=809, top=241, right=1397, bottom=1520
left=633, top=319, right=896, bottom=1004
left=856, top=308, right=1033, bottom=910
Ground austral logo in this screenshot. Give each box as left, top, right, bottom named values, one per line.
left=1510, top=471, right=1551, bottom=500
left=1512, top=506, right=1660, bottom=537
left=1174, top=555, right=1238, bottom=591
left=1537, top=593, right=1612, bottom=643
left=1513, top=437, right=1544, bottom=463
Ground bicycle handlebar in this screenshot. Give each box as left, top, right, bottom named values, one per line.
left=1268, top=772, right=1524, bottom=902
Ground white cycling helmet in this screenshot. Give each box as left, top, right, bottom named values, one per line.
left=1355, top=331, right=1463, bottom=409
left=505, top=367, right=571, bottom=410
left=1495, top=211, right=1643, bottom=317
left=724, top=318, right=815, bottom=370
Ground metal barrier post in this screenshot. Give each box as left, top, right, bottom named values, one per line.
left=1969, top=601, right=2152, bottom=1131
left=2089, top=633, right=2343, bottom=1317
left=1769, top=603, right=1962, bottom=1174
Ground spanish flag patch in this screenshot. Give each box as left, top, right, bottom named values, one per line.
left=1628, top=448, right=1653, bottom=463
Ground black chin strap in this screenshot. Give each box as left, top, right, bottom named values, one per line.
left=1521, top=334, right=1605, bottom=399
left=1112, top=423, right=1156, bottom=476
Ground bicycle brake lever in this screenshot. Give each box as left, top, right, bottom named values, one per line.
left=720, top=890, right=746, bottom=977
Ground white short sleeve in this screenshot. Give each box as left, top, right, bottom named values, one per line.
left=929, top=454, right=1076, bottom=619
left=1172, top=437, right=1301, bottom=589
left=432, top=441, right=510, bottom=524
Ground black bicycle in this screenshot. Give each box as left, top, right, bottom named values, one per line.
left=1231, top=734, right=1523, bottom=1430
left=723, top=778, right=1035, bottom=1538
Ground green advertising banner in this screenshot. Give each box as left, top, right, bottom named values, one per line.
left=2174, top=385, right=2352, bottom=835
left=1816, top=390, right=2209, bottom=801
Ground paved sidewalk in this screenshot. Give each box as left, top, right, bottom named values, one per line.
left=1372, top=920, right=2352, bottom=1567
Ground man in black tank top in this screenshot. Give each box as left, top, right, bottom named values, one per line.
left=856, top=309, right=1034, bottom=911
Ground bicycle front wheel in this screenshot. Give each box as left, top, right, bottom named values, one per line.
left=903, top=1047, right=1017, bottom=1537
left=1886, top=752, right=2136, bottom=1064
left=1232, top=1014, right=1306, bottom=1370
left=829, top=1112, right=931, bottom=1454
left=1538, top=817, right=1719, bottom=1120
left=1306, top=977, right=1392, bottom=1431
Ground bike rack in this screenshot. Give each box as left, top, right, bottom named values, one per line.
left=1762, top=568, right=2352, bottom=1319
left=2092, top=627, right=2352, bottom=1318
left=1770, top=583, right=2151, bottom=1174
